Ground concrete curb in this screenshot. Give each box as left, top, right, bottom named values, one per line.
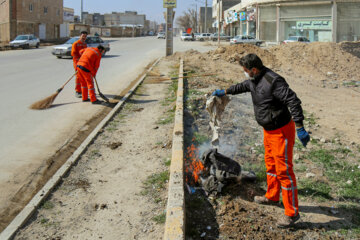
left=0, top=58, right=162, bottom=240
left=163, top=59, right=185, bottom=240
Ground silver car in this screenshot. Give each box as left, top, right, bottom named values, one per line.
left=52, top=36, right=110, bottom=58
left=230, top=35, right=263, bottom=46
left=9, top=34, right=40, bottom=49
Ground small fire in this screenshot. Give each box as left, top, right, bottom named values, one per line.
left=185, top=143, right=205, bottom=185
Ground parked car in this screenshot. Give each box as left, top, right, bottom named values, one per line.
left=211, top=33, right=231, bottom=41
left=230, top=35, right=263, bottom=46
left=195, top=33, right=212, bottom=41
left=9, top=34, right=40, bottom=49
left=52, top=36, right=110, bottom=58
left=157, top=32, right=166, bottom=39
left=181, top=33, right=194, bottom=41
left=282, top=36, right=310, bottom=44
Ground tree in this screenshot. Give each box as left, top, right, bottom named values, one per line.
left=176, top=8, right=197, bottom=31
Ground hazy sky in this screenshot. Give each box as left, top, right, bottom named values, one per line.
left=63, top=0, right=210, bottom=23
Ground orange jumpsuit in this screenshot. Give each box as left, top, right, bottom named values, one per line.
left=264, top=120, right=298, bottom=217
left=71, top=39, right=87, bottom=93
left=76, top=47, right=102, bottom=102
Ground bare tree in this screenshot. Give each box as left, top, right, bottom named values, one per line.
left=176, top=8, right=197, bottom=30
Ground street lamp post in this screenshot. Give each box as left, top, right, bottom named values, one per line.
left=218, top=0, right=221, bottom=45
left=81, top=0, right=84, bottom=24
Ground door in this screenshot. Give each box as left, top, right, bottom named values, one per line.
left=39, top=24, right=46, bottom=39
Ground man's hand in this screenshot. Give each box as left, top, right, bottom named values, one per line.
left=212, top=89, right=226, bottom=97
left=296, top=127, right=310, bottom=147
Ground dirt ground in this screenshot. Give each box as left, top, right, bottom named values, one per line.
left=13, top=59, right=178, bottom=239
left=175, top=41, right=360, bottom=239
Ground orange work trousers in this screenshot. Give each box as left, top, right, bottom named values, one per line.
left=73, top=60, right=81, bottom=93
left=76, top=68, right=97, bottom=102
left=263, top=120, right=299, bottom=217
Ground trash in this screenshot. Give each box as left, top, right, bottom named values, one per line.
left=207, top=226, right=211, bottom=230
left=200, top=232, right=206, bottom=237
left=306, top=173, right=316, bottom=178
left=346, top=180, right=353, bottom=185
left=186, top=184, right=196, bottom=194
left=206, top=95, right=230, bottom=147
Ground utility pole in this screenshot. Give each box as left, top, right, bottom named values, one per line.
left=164, top=0, right=176, bottom=56
left=81, top=0, right=84, bottom=23
left=218, top=0, right=221, bottom=45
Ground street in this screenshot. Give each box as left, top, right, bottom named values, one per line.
left=0, top=36, right=216, bottom=218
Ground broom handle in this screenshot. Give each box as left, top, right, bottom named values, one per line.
left=57, top=72, right=77, bottom=93
left=169, top=73, right=216, bottom=80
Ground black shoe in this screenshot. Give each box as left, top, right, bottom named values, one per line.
left=82, top=99, right=90, bottom=102
left=91, top=100, right=104, bottom=105
left=75, top=92, right=82, bottom=98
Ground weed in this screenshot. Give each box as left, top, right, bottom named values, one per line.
left=40, top=218, right=49, bottom=224
left=41, top=201, right=54, bottom=210
left=156, top=141, right=163, bottom=146
left=157, top=112, right=175, bottom=125
left=152, top=213, right=166, bottom=224
left=164, top=158, right=171, bottom=167
left=254, top=145, right=265, bottom=155
left=298, top=178, right=332, bottom=201
left=193, top=132, right=209, bottom=145
left=144, top=171, right=169, bottom=189
left=303, top=110, right=317, bottom=125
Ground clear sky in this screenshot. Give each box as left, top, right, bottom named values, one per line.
left=63, top=0, right=209, bottom=24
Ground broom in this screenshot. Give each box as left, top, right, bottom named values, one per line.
left=29, top=72, right=77, bottom=110
left=94, top=77, right=110, bottom=103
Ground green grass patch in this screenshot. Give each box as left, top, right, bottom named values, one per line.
left=164, top=158, right=171, bottom=167
left=156, top=112, right=175, bottom=125
left=41, top=201, right=55, bottom=210
left=152, top=212, right=166, bottom=224
left=193, top=132, right=209, bottom=145
left=298, top=178, right=332, bottom=201
left=40, top=218, right=49, bottom=224
left=303, top=110, right=317, bottom=125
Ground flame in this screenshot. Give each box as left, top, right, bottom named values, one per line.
left=185, top=143, right=204, bottom=185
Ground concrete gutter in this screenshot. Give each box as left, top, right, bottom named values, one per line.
left=163, top=59, right=185, bottom=240
left=0, top=58, right=162, bottom=240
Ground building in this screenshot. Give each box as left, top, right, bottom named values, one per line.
left=104, top=11, right=145, bottom=27
left=199, top=7, right=213, bottom=33
left=0, top=0, right=63, bottom=43
left=222, top=0, right=360, bottom=43
left=93, top=13, right=105, bottom=26
left=212, top=0, right=242, bottom=32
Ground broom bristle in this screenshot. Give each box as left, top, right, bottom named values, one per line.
left=29, top=92, right=59, bottom=110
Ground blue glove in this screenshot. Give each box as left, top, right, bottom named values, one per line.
left=296, top=127, right=310, bottom=147
left=212, top=89, right=225, bottom=97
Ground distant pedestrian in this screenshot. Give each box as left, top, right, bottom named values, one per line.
left=212, top=53, right=310, bottom=228
left=76, top=45, right=106, bottom=105
left=71, top=31, right=88, bottom=98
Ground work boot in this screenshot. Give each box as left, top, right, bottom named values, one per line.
left=75, top=92, right=82, bottom=98
left=92, top=100, right=104, bottom=105
left=254, top=196, right=279, bottom=205
left=82, top=99, right=90, bottom=102
left=276, top=214, right=300, bottom=228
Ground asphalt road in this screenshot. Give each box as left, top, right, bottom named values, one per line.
left=0, top=37, right=216, bottom=210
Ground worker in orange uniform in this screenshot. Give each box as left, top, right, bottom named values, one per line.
left=76, top=45, right=106, bottom=105
left=212, top=54, right=310, bottom=228
left=71, top=31, right=88, bottom=98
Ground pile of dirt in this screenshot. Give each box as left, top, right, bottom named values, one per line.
left=340, top=41, right=360, bottom=59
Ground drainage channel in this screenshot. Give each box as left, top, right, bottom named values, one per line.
left=0, top=58, right=161, bottom=240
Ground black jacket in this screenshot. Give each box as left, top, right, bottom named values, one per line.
left=226, top=67, right=304, bottom=131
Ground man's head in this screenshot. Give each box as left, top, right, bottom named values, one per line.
left=97, top=45, right=106, bottom=55
left=239, top=54, right=264, bottom=78
left=80, top=31, right=88, bottom=41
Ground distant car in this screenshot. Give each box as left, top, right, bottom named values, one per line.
left=157, top=32, right=166, bottom=39
left=9, top=34, right=40, bottom=49
left=230, top=35, right=263, bottom=46
left=181, top=33, right=193, bottom=41
left=196, top=33, right=212, bottom=41
left=282, top=36, right=310, bottom=44
left=211, top=33, right=231, bottom=41
left=52, top=36, right=110, bottom=58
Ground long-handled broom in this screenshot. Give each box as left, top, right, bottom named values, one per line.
left=93, top=77, right=109, bottom=103
left=29, top=72, right=77, bottom=110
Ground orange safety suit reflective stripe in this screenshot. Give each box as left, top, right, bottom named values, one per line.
left=71, top=39, right=87, bottom=93
left=77, top=47, right=102, bottom=78
left=263, top=120, right=299, bottom=217
left=77, top=68, right=97, bottom=102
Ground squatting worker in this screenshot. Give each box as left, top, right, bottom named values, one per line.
left=71, top=31, right=88, bottom=98
left=212, top=54, right=310, bottom=228
left=76, top=45, right=106, bottom=105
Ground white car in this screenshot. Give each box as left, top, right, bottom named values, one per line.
left=9, top=34, right=40, bottom=49
left=196, top=33, right=212, bottom=41
left=230, top=35, right=263, bottom=46
left=282, top=36, right=310, bottom=44
left=157, top=32, right=165, bottom=39
left=181, top=33, right=193, bottom=41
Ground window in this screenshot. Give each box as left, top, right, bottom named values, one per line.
left=44, top=7, right=48, bottom=14
left=57, top=9, right=60, bottom=16
left=29, top=4, right=33, bottom=12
